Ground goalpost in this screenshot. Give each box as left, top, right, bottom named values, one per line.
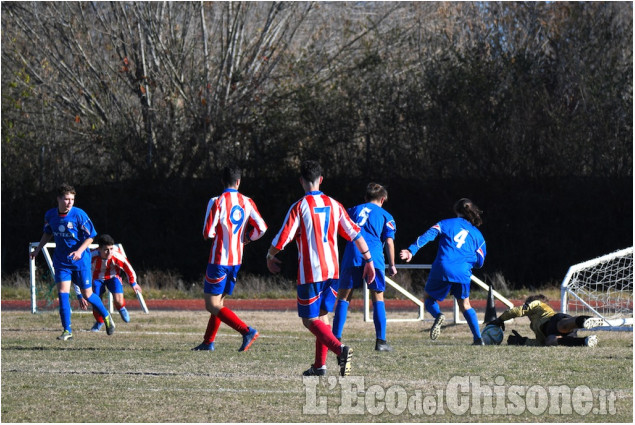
left=28, top=242, right=137, bottom=314
left=362, top=264, right=514, bottom=323
left=561, top=247, right=633, bottom=330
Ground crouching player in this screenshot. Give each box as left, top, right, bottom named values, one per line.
left=90, top=234, right=141, bottom=331
left=488, top=294, right=603, bottom=347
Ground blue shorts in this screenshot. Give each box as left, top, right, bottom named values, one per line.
left=297, top=280, right=337, bottom=319
left=56, top=267, right=92, bottom=290
left=425, top=279, right=470, bottom=301
left=338, top=266, right=386, bottom=292
left=204, top=264, right=240, bottom=295
left=93, top=277, right=124, bottom=296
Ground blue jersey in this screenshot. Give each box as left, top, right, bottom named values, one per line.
left=43, top=206, right=97, bottom=270
left=408, top=217, right=486, bottom=284
left=341, top=202, right=396, bottom=271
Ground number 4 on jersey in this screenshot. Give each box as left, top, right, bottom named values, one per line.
left=454, top=229, right=469, bottom=248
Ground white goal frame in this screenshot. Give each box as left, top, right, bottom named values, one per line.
left=28, top=242, right=123, bottom=314
left=363, top=264, right=514, bottom=323
left=561, top=247, right=633, bottom=330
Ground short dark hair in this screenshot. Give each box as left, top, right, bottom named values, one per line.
left=300, top=160, right=322, bottom=183
left=454, top=198, right=483, bottom=227
left=365, top=183, right=388, bottom=202
left=57, top=183, right=76, bottom=197
left=221, top=165, right=242, bottom=186
left=525, top=294, right=548, bottom=305
left=96, top=234, right=115, bottom=247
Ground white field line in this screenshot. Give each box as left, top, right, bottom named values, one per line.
left=1, top=328, right=302, bottom=339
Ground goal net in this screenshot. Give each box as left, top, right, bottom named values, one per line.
left=561, top=247, right=633, bottom=330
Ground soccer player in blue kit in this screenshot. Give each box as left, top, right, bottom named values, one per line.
left=332, top=183, right=398, bottom=351
left=30, top=184, right=115, bottom=340
left=400, top=198, right=487, bottom=345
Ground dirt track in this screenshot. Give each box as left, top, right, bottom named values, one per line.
left=2, top=298, right=536, bottom=312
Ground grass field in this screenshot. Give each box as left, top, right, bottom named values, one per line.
left=1, top=308, right=632, bottom=423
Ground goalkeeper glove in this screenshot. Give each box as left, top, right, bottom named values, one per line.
left=487, top=318, right=505, bottom=331
left=507, top=330, right=528, bottom=346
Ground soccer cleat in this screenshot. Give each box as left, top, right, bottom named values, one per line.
left=104, top=314, right=116, bottom=336
left=303, top=365, right=327, bottom=376
left=472, top=338, right=485, bottom=346
left=337, top=345, right=353, bottom=377
left=239, top=327, right=259, bottom=352
left=430, top=314, right=445, bottom=340
left=90, top=322, right=104, bottom=332
left=57, top=330, right=73, bottom=341
left=582, top=317, right=605, bottom=329
left=119, top=307, right=130, bottom=323
left=191, top=342, right=215, bottom=351
left=585, top=335, right=598, bottom=348
left=375, top=339, right=393, bottom=351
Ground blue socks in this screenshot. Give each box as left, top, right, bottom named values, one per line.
left=333, top=299, right=388, bottom=341
left=424, top=297, right=442, bottom=318
left=373, top=300, right=387, bottom=340
left=332, top=300, right=349, bottom=339
left=87, top=293, right=110, bottom=319
left=58, top=292, right=71, bottom=332
left=463, top=307, right=481, bottom=340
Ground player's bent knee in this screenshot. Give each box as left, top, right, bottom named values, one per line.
left=545, top=335, right=559, bottom=346
left=302, top=317, right=317, bottom=329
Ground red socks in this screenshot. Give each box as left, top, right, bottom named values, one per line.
left=309, top=319, right=342, bottom=357
left=203, top=314, right=222, bottom=343
left=314, top=325, right=330, bottom=368
left=93, top=309, right=105, bottom=324
left=216, top=307, right=249, bottom=335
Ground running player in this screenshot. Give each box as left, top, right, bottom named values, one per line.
left=332, top=183, right=397, bottom=351
left=89, top=234, right=141, bottom=331
left=266, top=160, right=375, bottom=377
left=488, top=294, right=602, bottom=347
left=400, top=198, right=487, bottom=345
left=192, top=165, right=268, bottom=352
left=29, top=184, right=115, bottom=340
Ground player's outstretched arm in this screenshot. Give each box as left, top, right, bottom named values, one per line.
left=400, top=249, right=413, bottom=262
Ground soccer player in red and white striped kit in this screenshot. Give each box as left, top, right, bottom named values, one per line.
left=192, top=165, right=268, bottom=352
left=266, top=160, right=375, bottom=377
left=89, top=234, right=140, bottom=331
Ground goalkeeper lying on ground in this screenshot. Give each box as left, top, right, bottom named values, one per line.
left=488, top=294, right=604, bottom=347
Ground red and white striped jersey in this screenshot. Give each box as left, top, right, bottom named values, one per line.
left=91, top=247, right=137, bottom=284
left=271, top=191, right=360, bottom=285
left=203, top=189, right=267, bottom=266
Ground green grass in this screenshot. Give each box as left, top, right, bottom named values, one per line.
left=1, top=309, right=632, bottom=422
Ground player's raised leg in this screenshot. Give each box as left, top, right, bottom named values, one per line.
left=424, top=290, right=445, bottom=341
